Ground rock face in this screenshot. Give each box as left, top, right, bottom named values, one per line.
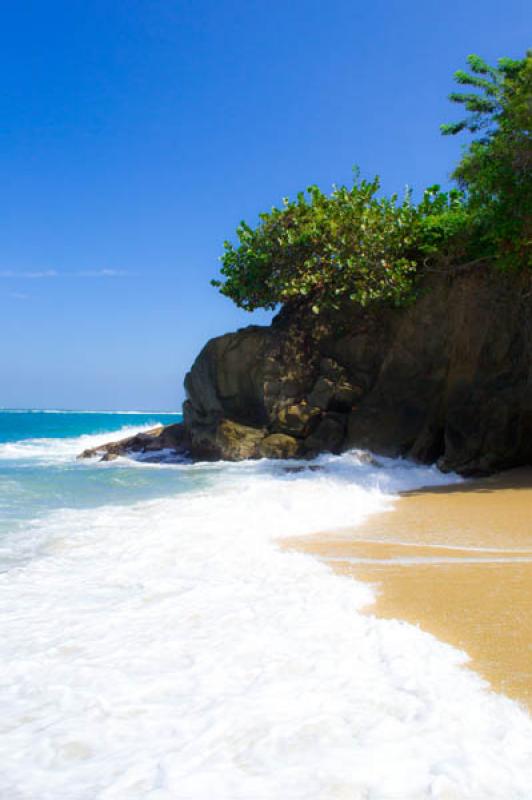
left=79, top=265, right=531, bottom=474
left=182, top=265, right=532, bottom=474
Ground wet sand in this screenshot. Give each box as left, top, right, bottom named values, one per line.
left=284, top=468, right=532, bottom=709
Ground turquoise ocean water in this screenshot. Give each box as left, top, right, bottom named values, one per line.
left=0, top=409, right=181, bottom=444
left=0, top=410, right=184, bottom=554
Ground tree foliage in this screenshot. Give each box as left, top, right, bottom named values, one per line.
left=442, top=52, right=531, bottom=267
left=440, top=53, right=525, bottom=137
left=213, top=51, right=531, bottom=313
left=212, top=177, right=469, bottom=312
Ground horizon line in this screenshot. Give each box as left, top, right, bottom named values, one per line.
left=0, top=407, right=182, bottom=414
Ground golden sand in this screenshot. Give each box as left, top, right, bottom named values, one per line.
left=284, top=468, right=532, bottom=709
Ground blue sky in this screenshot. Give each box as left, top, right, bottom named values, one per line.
left=1, top=0, right=529, bottom=410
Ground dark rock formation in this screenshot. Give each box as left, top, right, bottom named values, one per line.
left=181, top=265, right=532, bottom=474
left=79, top=265, right=531, bottom=475
left=258, top=433, right=301, bottom=459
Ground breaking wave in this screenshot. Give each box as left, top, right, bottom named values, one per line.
left=1, top=424, right=531, bottom=799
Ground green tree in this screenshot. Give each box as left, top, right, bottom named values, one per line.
left=442, top=52, right=531, bottom=267
left=440, top=53, right=525, bottom=137
left=212, top=176, right=421, bottom=312
left=212, top=176, right=468, bottom=313
left=212, top=52, right=530, bottom=314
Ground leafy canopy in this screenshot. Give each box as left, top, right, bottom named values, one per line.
left=213, top=51, right=531, bottom=312
left=212, top=177, right=468, bottom=313
left=441, top=51, right=531, bottom=267
left=440, top=53, right=525, bottom=138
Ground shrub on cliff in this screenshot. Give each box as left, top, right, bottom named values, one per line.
left=212, top=177, right=469, bottom=313
left=213, top=51, right=530, bottom=312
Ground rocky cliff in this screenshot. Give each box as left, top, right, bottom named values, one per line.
left=182, top=265, right=532, bottom=475
left=81, top=265, right=532, bottom=475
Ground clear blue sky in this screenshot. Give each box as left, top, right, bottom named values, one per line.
left=1, top=0, right=529, bottom=410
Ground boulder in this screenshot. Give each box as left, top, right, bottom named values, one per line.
left=183, top=326, right=273, bottom=429
left=189, top=419, right=266, bottom=461
left=275, top=402, right=321, bottom=437
left=307, top=377, right=336, bottom=410
left=258, top=433, right=300, bottom=459
left=304, top=414, right=346, bottom=456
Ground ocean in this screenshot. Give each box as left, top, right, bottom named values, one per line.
left=1, top=410, right=531, bottom=799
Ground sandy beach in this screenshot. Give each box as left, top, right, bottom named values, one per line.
left=285, top=468, right=532, bottom=710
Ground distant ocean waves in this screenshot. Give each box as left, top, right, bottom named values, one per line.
left=0, top=409, right=182, bottom=444
left=0, top=408, right=182, bottom=413
left=0, top=412, right=531, bottom=799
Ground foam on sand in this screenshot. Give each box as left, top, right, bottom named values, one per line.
left=1, top=447, right=531, bottom=799
left=291, top=469, right=532, bottom=709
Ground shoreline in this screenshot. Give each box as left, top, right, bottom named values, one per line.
left=284, top=467, right=532, bottom=711
left=4, top=415, right=532, bottom=797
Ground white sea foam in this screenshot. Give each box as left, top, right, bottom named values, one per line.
left=1, top=445, right=531, bottom=799
left=0, top=424, right=160, bottom=464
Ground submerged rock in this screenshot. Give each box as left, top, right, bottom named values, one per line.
left=78, top=423, right=189, bottom=462
left=100, top=452, right=119, bottom=462
left=283, top=464, right=324, bottom=474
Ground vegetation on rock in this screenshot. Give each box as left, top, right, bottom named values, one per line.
left=442, top=52, right=531, bottom=268
left=213, top=52, right=531, bottom=312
